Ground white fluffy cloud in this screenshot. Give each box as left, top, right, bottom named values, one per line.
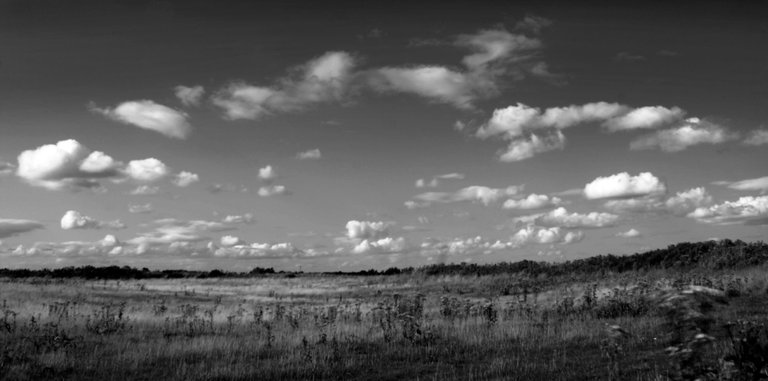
left=689, top=196, right=768, bottom=225
left=665, top=187, right=713, bottom=215
left=714, top=176, right=768, bottom=192
left=212, top=51, right=356, bottom=120
left=220, top=235, right=245, bottom=247
left=584, top=172, right=666, bottom=200
left=172, top=171, right=199, bottom=187
left=125, top=158, right=170, bottom=182
left=258, top=165, right=277, bottom=182
left=296, top=148, right=322, bottom=160
left=0, top=219, right=44, bottom=238
left=174, top=85, right=205, bottom=107
left=503, top=193, right=562, bottom=210
left=212, top=241, right=302, bottom=258
left=509, top=225, right=584, bottom=247
left=603, top=106, right=686, bottom=132
left=411, top=185, right=524, bottom=207
left=221, top=213, right=255, bottom=224
left=532, top=207, right=620, bottom=228
left=630, top=118, right=737, bottom=152
left=352, top=237, right=406, bottom=254
left=16, top=139, right=122, bottom=190
left=346, top=220, right=390, bottom=240
left=603, top=187, right=712, bottom=216
left=92, top=100, right=191, bottom=139
left=743, top=129, right=768, bottom=146
left=60, top=210, right=125, bottom=230
left=498, top=130, right=566, bottom=162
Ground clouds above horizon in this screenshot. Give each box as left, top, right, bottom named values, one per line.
left=0, top=219, right=44, bottom=239
left=630, top=118, right=737, bottom=152
left=91, top=100, right=191, bottom=139
left=408, top=185, right=524, bottom=208
left=60, top=210, right=125, bottom=230
left=584, top=172, right=666, bottom=200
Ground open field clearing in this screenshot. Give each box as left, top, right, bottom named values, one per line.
left=2, top=265, right=768, bottom=380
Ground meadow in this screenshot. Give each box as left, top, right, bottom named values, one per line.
left=2, top=259, right=768, bottom=380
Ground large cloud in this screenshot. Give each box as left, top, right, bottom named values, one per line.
left=630, top=118, right=738, bottom=152
left=212, top=51, right=357, bottom=120
left=92, top=100, right=191, bottom=139
left=60, top=210, right=125, bottom=230
left=339, top=220, right=406, bottom=254
left=0, top=219, right=44, bottom=238
left=688, top=196, right=768, bottom=225
left=346, top=220, right=391, bottom=240
left=16, top=139, right=121, bottom=190
left=584, top=172, right=666, bottom=200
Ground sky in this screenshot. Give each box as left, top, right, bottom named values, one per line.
left=1, top=0, right=767, bottom=271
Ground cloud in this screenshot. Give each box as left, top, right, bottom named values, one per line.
left=531, top=207, right=620, bottom=228
left=410, top=185, right=524, bottom=207
left=212, top=51, right=357, bottom=120
left=415, top=172, right=465, bottom=188
left=603, top=106, right=686, bottom=132
left=688, top=196, right=768, bottom=225
left=616, top=228, right=641, bottom=238
left=0, top=161, right=15, bottom=175
left=584, top=172, right=666, bottom=200
left=509, top=225, right=584, bottom=247
left=630, top=118, right=738, bottom=152
left=130, top=185, right=160, bottom=195
left=220, top=235, right=245, bottom=247
left=603, top=187, right=712, bottom=216
left=514, top=14, right=552, bottom=34
left=352, top=237, right=406, bottom=254
left=221, top=213, right=255, bottom=224
left=346, top=220, right=390, bottom=240
left=743, top=129, right=768, bottom=146
left=498, top=130, right=566, bottom=162
left=0, top=219, right=44, bottom=239
left=60, top=210, right=125, bottom=230
left=258, top=165, right=277, bottom=182
left=174, top=85, right=205, bottom=107
left=368, top=29, right=545, bottom=108
left=16, top=139, right=122, bottom=190
left=257, top=185, right=287, bottom=197
left=91, top=100, right=191, bottom=139
left=128, top=203, right=153, bottom=214
left=296, top=148, right=322, bottom=160
left=420, top=236, right=509, bottom=257
left=125, top=158, right=170, bottom=182
left=172, top=171, right=199, bottom=187
left=211, top=241, right=303, bottom=258
left=714, top=176, right=768, bottom=192
left=128, top=218, right=235, bottom=246
left=503, top=193, right=563, bottom=210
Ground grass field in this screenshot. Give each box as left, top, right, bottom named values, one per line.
left=1, top=268, right=768, bottom=380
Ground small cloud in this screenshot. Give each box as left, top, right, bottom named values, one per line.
left=410, top=185, right=524, bottom=207
left=523, top=207, right=620, bottom=228
left=125, top=158, right=170, bottom=182
left=257, top=185, right=287, bottom=197
left=616, top=228, right=641, bottom=238
left=174, top=85, right=205, bottom=107
left=689, top=196, right=768, bottom=225
left=0, top=161, right=15, bottom=175
left=172, top=171, right=199, bottom=187
left=60, top=210, right=125, bottom=230
left=415, top=172, right=465, bottom=188
left=603, top=106, right=686, bottom=132
left=258, top=165, right=277, bottom=182
left=503, top=193, right=562, bottom=210
left=130, top=185, right=160, bottom=195
left=128, top=203, right=153, bottom=214
left=91, top=100, right=191, bottom=139
left=296, top=148, right=322, bottom=160
left=614, top=52, right=646, bottom=62
left=514, top=14, right=552, bottom=34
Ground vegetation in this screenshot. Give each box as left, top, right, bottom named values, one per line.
left=0, top=240, right=767, bottom=380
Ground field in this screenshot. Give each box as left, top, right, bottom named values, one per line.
left=2, top=267, right=768, bottom=380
